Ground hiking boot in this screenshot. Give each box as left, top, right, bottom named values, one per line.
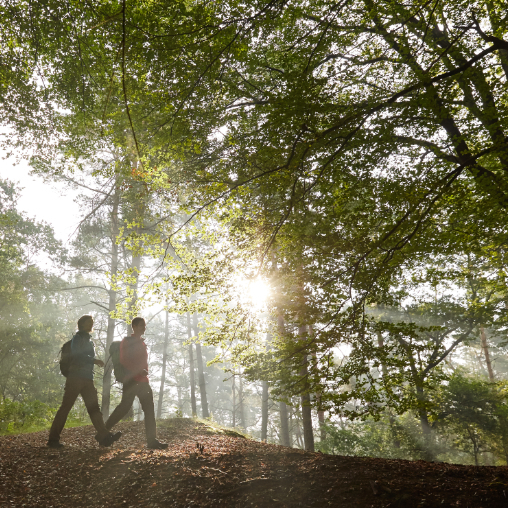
left=47, top=440, right=64, bottom=449
left=97, top=431, right=122, bottom=447
left=147, top=439, right=168, bottom=450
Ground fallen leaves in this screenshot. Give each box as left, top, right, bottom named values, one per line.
left=1, top=418, right=508, bottom=507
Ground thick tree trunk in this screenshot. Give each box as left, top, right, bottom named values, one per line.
left=186, top=311, right=197, bottom=416
left=261, top=380, right=269, bottom=442
left=157, top=309, right=170, bottom=419
left=279, top=401, right=290, bottom=446
left=480, top=326, right=495, bottom=382
left=101, top=181, right=120, bottom=419
left=192, top=313, right=209, bottom=418
left=299, top=324, right=315, bottom=452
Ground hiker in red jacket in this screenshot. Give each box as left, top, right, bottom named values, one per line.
left=105, top=317, right=168, bottom=449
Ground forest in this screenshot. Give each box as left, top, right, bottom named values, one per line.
left=1, top=0, right=508, bottom=478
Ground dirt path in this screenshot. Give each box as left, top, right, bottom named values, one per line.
left=1, top=419, right=507, bottom=507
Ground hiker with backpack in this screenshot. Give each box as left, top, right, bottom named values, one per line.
left=105, top=317, right=168, bottom=450
left=47, top=315, right=122, bottom=449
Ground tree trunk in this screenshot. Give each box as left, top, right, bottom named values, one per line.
left=232, top=373, right=236, bottom=427
left=416, top=384, right=434, bottom=461
left=260, top=330, right=271, bottom=442
left=192, top=313, right=209, bottom=418
left=101, top=180, right=120, bottom=419
left=294, top=412, right=304, bottom=449
left=377, top=332, right=399, bottom=447
left=479, top=329, right=497, bottom=464
left=186, top=311, right=197, bottom=416
left=309, top=325, right=325, bottom=441
left=317, top=401, right=326, bottom=441
left=288, top=404, right=294, bottom=447
left=129, top=252, right=142, bottom=312
left=126, top=145, right=145, bottom=319
left=299, top=324, right=315, bottom=452
left=126, top=183, right=144, bottom=319
left=277, top=314, right=291, bottom=446
left=376, top=331, right=388, bottom=378
left=480, top=326, right=495, bottom=382
left=157, top=308, right=170, bottom=419
left=279, top=401, right=290, bottom=446
left=261, top=380, right=269, bottom=442
left=468, top=427, right=480, bottom=466
left=238, top=370, right=246, bottom=429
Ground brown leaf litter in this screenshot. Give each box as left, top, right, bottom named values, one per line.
left=1, top=418, right=507, bottom=507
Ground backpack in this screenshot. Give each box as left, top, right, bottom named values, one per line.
left=59, top=340, right=73, bottom=377
left=110, top=341, right=127, bottom=383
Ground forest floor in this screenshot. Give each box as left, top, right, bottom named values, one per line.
left=1, top=418, right=507, bottom=508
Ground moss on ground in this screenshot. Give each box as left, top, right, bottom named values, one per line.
left=158, top=416, right=248, bottom=439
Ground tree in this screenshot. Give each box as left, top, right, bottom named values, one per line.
left=186, top=311, right=197, bottom=417
left=435, top=373, right=503, bottom=466
left=156, top=308, right=170, bottom=419
left=4, top=0, right=508, bottom=448
left=115, top=0, right=508, bottom=443
left=192, top=312, right=210, bottom=418
left=0, top=179, right=70, bottom=404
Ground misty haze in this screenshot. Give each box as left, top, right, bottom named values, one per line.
left=1, top=1, right=508, bottom=507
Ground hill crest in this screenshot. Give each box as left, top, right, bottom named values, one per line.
left=1, top=418, right=507, bottom=507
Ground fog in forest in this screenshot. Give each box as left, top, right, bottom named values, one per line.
left=2, top=0, right=508, bottom=473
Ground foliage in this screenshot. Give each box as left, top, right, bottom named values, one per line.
left=0, top=179, right=70, bottom=403
left=0, top=398, right=86, bottom=435
left=0, top=398, right=55, bottom=434
left=317, top=374, right=508, bottom=466
left=2, top=0, right=508, bottom=457
left=434, top=373, right=508, bottom=465
left=316, top=414, right=431, bottom=461
left=113, top=0, right=508, bottom=432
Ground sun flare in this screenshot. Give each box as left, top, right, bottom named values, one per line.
left=247, top=278, right=270, bottom=306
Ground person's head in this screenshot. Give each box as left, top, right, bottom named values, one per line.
left=131, top=317, right=146, bottom=337
left=77, top=315, right=94, bottom=333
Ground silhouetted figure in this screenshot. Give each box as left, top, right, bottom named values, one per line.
left=48, top=315, right=122, bottom=448
left=105, top=317, right=168, bottom=449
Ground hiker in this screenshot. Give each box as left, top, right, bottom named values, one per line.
left=105, top=317, right=168, bottom=449
left=47, top=315, right=122, bottom=449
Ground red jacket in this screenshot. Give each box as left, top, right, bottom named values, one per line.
left=120, top=335, right=149, bottom=383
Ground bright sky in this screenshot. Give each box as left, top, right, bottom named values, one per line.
left=0, top=153, right=81, bottom=246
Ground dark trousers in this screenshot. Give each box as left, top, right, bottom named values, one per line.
left=49, top=377, right=109, bottom=441
left=105, top=380, right=156, bottom=443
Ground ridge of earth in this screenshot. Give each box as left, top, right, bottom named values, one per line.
left=1, top=418, right=506, bottom=507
